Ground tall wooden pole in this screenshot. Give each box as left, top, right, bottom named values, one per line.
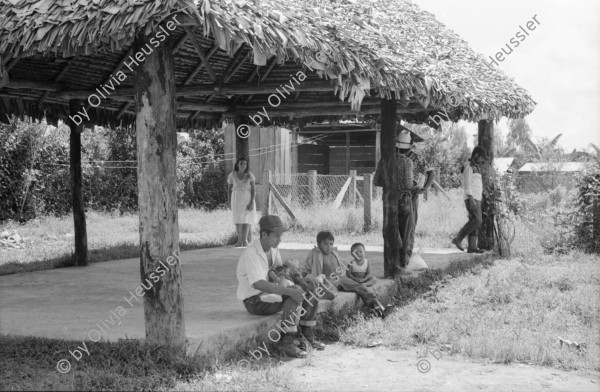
left=381, top=96, right=400, bottom=277
left=133, top=32, right=185, bottom=350
left=363, top=173, right=373, bottom=231
left=68, top=99, right=88, bottom=266
left=478, top=119, right=495, bottom=251
left=235, top=115, right=250, bottom=160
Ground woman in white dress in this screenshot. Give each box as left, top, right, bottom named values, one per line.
left=227, top=158, right=257, bottom=247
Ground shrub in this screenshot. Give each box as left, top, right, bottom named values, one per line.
left=573, top=166, right=600, bottom=253
left=0, top=120, right=227, bottom=222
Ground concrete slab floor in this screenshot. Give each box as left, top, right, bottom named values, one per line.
left=0, top=243, right=485, bottom=366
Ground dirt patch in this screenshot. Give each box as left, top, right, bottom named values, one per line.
left=282, top=343, right=599, bottom=392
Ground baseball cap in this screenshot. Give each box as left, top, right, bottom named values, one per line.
left=259, top=215, right=288, bottom=234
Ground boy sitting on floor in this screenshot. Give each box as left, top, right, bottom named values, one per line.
left=303, top=231, right=385, bottom=314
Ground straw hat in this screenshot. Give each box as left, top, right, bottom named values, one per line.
left=396, top=124, right=424, bottom=148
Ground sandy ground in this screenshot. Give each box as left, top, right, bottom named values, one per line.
left=281, top=343, right=600, bottom=392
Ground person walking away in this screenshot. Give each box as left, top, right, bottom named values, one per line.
left=227, top=158, right=257, bottom=247
left=452, top=146, right=488, bottom=253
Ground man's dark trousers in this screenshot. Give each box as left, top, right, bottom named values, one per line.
left=455, top=199, right=483, bottom=251
left=398, top=193, right=415, bottom=268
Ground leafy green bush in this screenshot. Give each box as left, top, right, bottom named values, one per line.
left=573, top=166, right=600, bottom=253
left=0, top=119, right=227, bottom=222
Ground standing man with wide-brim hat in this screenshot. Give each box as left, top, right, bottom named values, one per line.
left=373, top=125, right=435, bottom=270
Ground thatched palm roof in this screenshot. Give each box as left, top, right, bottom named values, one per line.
left=0, top=0, right=535, bottom=128
left=0, top=0, right=198, bottom=56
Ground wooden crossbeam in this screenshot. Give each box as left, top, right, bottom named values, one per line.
left=245, top=57, right=278, bottom=103
left=193, top=48, right=251, bottom=120
left=333, top=177, right=352, bottom=209
left=6, top=55, right=21, bottom=72
left=38, top=57, right=78, bottom=105
left=355, top=187, right=364, bottom=203
left=431, top=179, right=451, bottom=201
left=269, top=181, right=297, bottom=221
left=183, top=26, right=217, bottom=82
left=183, top=44, right=219, bottom=85
left=172, top=32, right=190, bottom=53
left=206, top=46, right=248, bottom=103
left=52, top=80, right=335, bottom=99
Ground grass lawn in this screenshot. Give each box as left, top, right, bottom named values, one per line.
left=3, top=191, right=597, bottom=390
left=339, top=251, right=600, bottom=373
left=2, top=250, right=596, bottom=391
left=0, top=191, right=465, bottom=275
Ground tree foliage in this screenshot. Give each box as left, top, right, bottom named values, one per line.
left=410, top=122, right=471, bottom=188
left=0, top=119, right=227, bottom=223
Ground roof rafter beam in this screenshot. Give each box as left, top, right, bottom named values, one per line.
left=38, top=56, right=78, bottom=105
left=205, top=45, right=248, bottom=104
left=5, top=55, right=21, bottom=72
left=183, top=26, right=217, bottom=82
left=52, top=80, right=337, bottom=99
left=191, top=47, right=252, bottom=120
left=227, top=104, right=427, bottom=118
left=245, top=57, right=278, bottom=103
left=183, top=44, right=219, bottom=85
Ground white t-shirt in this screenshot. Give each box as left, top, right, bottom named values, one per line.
left=236, top=239, right=282, bottom=300
left=462, top=162, right=483, bottom=201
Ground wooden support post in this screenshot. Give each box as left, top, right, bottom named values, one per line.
left=363, top=173, right=372, bottom=232
left=349, top=170, right=357, bottom=207
left=345, top=132, right=350, bottom=174
left=224, top=122, right=236, bottom=175
left=133, top=32, right=185, bottom=350
left=381, top=97, right=400, bottom=277
left=478, top=119, right=495, bottom=251
left=68, top=99, right=88, bottom=267
left=267, top=170, right=273, bottom=215
left=308, top=170, right=317, bottom=206
left=375, top=130, right=381, bottom=164
left=291, top=129, right=298, bottom=204
left=594, top=198, right=599, bottom=253
left=235, top=116, right=250, bottom=160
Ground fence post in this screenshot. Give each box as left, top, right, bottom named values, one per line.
left=349, top=170, right=357, bottom=207
left=594, top=198, right=599, bottom=253
left=433, top=168, right=440, bottom=196
left=364, top=173, right=372, bottom=231
left=308, top=170, right=317, bottom=206
left=267, top=170, right=273, bottom=215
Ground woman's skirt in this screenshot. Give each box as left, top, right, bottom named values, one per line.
left=231, top=189, right=257, bottom=224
